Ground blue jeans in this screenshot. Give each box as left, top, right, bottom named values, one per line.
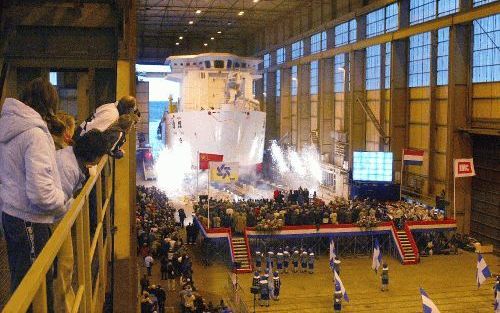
left=2, top=212, right=54, bottom=312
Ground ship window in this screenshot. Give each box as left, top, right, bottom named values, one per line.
left=235, top=62, right=240, bottom=68
left=242, top=63, right=247, bottom=68
left=227, top=60, right=233, bottom=68
left=214, top=60, right=224, bottom=68
left=174, top=63, right=177, bottom=66
left=187, top=63, right=190, bottom=66
left=204, top=61, right=211, bottom=68
left=180, top=63, right=183, bottom=66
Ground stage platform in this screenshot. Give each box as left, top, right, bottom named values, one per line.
left=195, top=217, right=457, bottom=271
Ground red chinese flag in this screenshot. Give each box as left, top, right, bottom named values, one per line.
left=199, top=153, right=223, bottom=170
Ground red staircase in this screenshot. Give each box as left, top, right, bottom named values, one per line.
left=392, top=223, right=419, bottom=265
left=231, top=230, right=253, bottom=273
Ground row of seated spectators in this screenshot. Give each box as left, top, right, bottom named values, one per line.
left=136, top=186, right=232, bottom=313
left=194, top=188, right=445, bottom=233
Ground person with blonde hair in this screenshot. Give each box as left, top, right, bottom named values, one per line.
left=52, top=111, right=76, bottom=149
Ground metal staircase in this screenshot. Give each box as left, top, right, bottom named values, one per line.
left=355, top=97, right=390, bottom=144
left=395, top=229, right=418, bottom=264
left=231, top=236, right=252, bottom=273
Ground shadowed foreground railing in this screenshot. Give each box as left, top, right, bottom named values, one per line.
left=2, top=156, right=113, bottom=313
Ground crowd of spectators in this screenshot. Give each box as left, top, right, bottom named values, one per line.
left=136, top=186, right=233, bottom=313
left=194, top=188, right=445, bottom=233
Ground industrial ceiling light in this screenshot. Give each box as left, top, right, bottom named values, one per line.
left=189, top=20, right=194, bottom=24
left=175, top=42, right=180, bottom=45
left=179, top=36, right=183, bottom=40
left=238, top=11, right=245, bottom=16
left=253, top=0, right=259, bottom=2
left=204, top=43, right=208, bottom=46
left=217, top=30, right=222, bottom=34
left=211, top=37, right=215, bottom=40
left=195, top=9, right=202, bottom=14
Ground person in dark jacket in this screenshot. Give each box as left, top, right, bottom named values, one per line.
left=178, top=208, right=187, bottom=228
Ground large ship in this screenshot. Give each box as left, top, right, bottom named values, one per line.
left=162, top=53, right=266, bottom=173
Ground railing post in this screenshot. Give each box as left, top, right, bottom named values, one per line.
left=32, top=277, right=48, bottom=313
left=82, top=198, right=93, bottom=312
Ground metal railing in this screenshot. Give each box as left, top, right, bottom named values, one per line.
left=225, top=273, right=249, bottom=313
left=2, top=156, right=113, bottom=313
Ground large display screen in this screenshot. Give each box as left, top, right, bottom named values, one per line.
left=353, top=152, right=393, bottom=182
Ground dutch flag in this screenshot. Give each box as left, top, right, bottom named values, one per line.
left=476, top=253, right=491, bottom=288
left=329, top=239, right=336, bottom=269
left=403, top=149, right=424, bottom=166
left=334, top=269, right=349, bottom=302
left=371, top=238, right=382, bottom=273
left=420, top=288, right=440, bottom=313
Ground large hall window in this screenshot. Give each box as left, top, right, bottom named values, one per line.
left=437, top=27, right=450, bottom=85
left=264, top=53, right=271, bottom=69
left=409, top=32, right=431, bottom=87
left=334, top=54, right=346, bottom=92
left=292, top=40, right=304, bottom=60
left=276, top=70, right=281, bottom=97
left=277, top=47, right=286, bottom=65
left=366, top=4, right=399, bottom=38
left=474, top=0, right=496, bottom=7
left=310, top=60, right=319, bottom=95
left=438, top=0, right=458, bottom=17
left=385, top=42, right=392, bottom=89
left=311, top=31, right=327, bottom=54
left=291, top=65, right=298, bottom=96
left=410, top=0, right=458, bottom=25
left=410, top=0, right=436, bottom=25
left=335, top=19, right=357, bottom=47
left=473, top=14, right=500, bottom=83
left=366, top=45, right=381, bottom=90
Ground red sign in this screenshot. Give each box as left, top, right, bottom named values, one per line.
left=454, top=158, right=475, bottom=178
left=199, top=153, right=223, bottom=170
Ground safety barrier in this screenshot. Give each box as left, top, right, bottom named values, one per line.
left=2, top=156, right=113, bottom=313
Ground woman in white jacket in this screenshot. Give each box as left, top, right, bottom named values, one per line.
left=0, top=78, right=66, bottom=311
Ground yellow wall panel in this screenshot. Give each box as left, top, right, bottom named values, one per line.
left=435, top=100, right=448, bottom=125
left=366, top=90, right=380, bottom=101
left=409, top=101, right=430, bottom=123
left=472, top=99, right=493, bottom=119
left=435, top=126, right=448, bottom=153
left=433, top=153, right=447, bottom=181
left=435, top=86, right=448, bottom=100
left=410, top=87, right=430, bottom=100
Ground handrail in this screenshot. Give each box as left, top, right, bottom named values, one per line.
left=2, top=156, right=112, bottom=313
left=404, top=223, right=420, bottom=263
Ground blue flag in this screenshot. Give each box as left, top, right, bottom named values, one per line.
left=420, top=288, right=440, bottom=313
left=371, top=238, right=382, bottom=273
left=476, top=253, right=491, bottom=288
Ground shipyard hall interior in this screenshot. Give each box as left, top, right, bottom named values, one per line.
left=0, top=0, right=499, bottom=312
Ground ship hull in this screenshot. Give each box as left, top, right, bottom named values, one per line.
left=165, top=110, right=266, bottom=169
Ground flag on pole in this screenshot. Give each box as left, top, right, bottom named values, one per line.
left=329, top=240, right=336, bottom=269
left=199, top=153, right=223, bottom=170
left=403, top=149, right=424, bottom=165
left=371, top=238, right=382, bottom=273
left=476, top=253, right=491, bottom=288
left=334, top=269, right=349, bottom=302
left=420, top=288, right=440, bottom=313
left=453, top=158, right=476, bottom=178
left=209, top=162, right=239, bottom=183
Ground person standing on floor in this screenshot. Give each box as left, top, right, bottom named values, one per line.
left=300, top=249, right=308, bottom=273
left=272, top=271, right=281, bottom=300
left=333, top=283, right=342, bottom=313
left=255, top=250, right=262, bottom=271
left=308, top=248, right=315, bottom=274
left=292, top=248, right=299, bottom=273
left=166, top=261, right=176, bottom=291
left=381, top=263, right=389, bottom=291
left=283, top=247, right=290, bottom=273
left=276, top=248, right=284, bottom=273
left=178, top=208, right=187, bottom=228
left=259, top=276, right=270, bottom=307
left=0, top=78, right=67, bottom=313
left=145, top=253, right=154, bottom=276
